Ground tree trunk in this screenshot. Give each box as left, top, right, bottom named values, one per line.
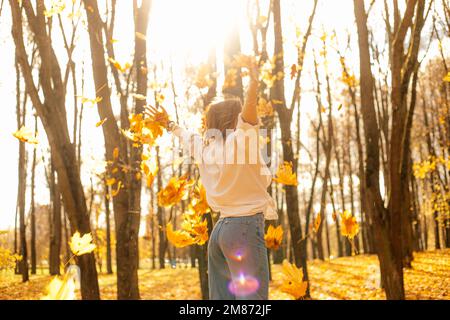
left=49, top=159, right=62, bottom=276
left=82, top=0, right=152, bottom=299
left=271, top=0, right=307, bottom=283
left=10, top=0, right=100, bottom=299
left=16, top=58, right=28, bottom=282
left=30, top=115, right=38, bottom=274
left=156, top=147, right=167, bottom=269
left=353, top=0, right=407, bottom=299
left=104, top=179, right=113, bottom=275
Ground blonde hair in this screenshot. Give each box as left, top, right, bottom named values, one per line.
left=204, top=98, right=242, bottom=142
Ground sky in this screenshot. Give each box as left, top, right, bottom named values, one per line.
left=0, top=0, right=442, bottom=230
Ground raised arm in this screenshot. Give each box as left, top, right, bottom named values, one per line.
left=145, top=105, right=201, bottom=160
left=240, top=57, right=260, bottom=126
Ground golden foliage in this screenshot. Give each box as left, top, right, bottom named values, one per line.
left=413, top=156, right=449, bottom=179
left=141, top=149, right=159, bottom=188
left=166, top=223, right=196, bottom=248
left=123, top=109, right=169, bottom=147
left=12, top=126, right=38, bottom=145
left=188, top=181, right=210, bottom=216
left=0, top=247, right=21, bottom=270
left=44, top=0, right=66, bottom=17
left=257, top=97, right=274, bottom=118
left=157, top=175, right=194, bottom=208
left=264, top=225, right=283, bottom=250
left=273, top=162, right=298, bottom=186
left=2, top=251, right=449, bottom=300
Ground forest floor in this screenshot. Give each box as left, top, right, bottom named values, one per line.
left=0, top=250, right=449, bottom=300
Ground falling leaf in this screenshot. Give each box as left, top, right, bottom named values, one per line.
left=96, top=118, right=107, bottom=127
left=280, top=260, right=308, bottom=300
left=79, top=96, right=102, bottom=107
left=290, top=64, right=298, bottom=80
left=314, top=214, right=322, bottom=233
left=111, top=181, right=123, bottom=197
left=69, top=232, right=96, bottom=256
left=340, top=210, right=359, bottom=239
left=108, top=57, right=132, bottom=73
left=113, top=147, right=119, bottom=160
left=13, top=126, right=39, bottom=144
left=158, top=175, right=194, bottom=208
left=166, top=222, right=196, bottom=248
left=273, top=162, right=298, bottom=186
left=264, top=225, right=284, bottom=250
left=188, top=181, right=210, bottom=215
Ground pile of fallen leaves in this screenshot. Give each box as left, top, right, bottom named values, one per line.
left=0, top=250, right=448, bottom=300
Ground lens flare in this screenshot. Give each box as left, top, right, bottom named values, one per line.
left=231, top=248, right=246, bottom=262
left=228, top=273, right=260, bottom=297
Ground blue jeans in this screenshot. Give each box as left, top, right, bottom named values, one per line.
left=208, top=213, right=269, bottom=300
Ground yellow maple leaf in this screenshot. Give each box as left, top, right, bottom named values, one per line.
left=157, top=175, right=193, bottom=208
left=264, top=225, right=283, bottom=250
left=166, top=222, right=196, bottom=248
left=273, top=162, right=298, bottom=186
left=280, top=260, right=308, bottom=300
left=188, top=182, right=210, bottom=215
left=340, top=210, right=359, bottom=239
left=69, top=232, right=96, bottom=256
left=13, top=126, right=39, bottom=144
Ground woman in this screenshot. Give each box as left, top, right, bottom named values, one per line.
left=148, top=58, right=277, bottom=300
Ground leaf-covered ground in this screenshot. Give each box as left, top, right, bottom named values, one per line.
left=1, top=250, right=449, bottom=300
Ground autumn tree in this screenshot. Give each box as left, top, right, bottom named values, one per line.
left=9, top=0, right=100, bottom=299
